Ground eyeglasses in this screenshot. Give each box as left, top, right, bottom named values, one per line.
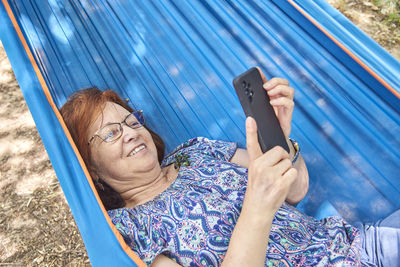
left=88, top=110, right=145, bottom=145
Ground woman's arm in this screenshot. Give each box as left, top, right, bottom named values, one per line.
left=152, top=118, right=297, bottom=267
left=285, top=150, right=309, bottom=204
left=223, top=117, right=298, bottom=266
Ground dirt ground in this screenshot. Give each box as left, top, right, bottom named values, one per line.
left=0, top=46, right=90, bottom=265
left=0, top=0, right=399, bottom=266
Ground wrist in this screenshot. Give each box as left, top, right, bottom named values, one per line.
left=289, top=138, right=300, bottom=164
left=239, top=209, right=274, bottom=230
left=240, top=199, right=276, bottom=226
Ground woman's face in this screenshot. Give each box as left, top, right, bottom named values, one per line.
left=87, top=102, right=160, bottom=188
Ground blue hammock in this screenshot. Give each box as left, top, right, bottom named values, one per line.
left=1, top=0, right=399, bottom=266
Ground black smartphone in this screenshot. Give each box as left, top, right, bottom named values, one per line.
left=233, top=67, right=289, bottom=153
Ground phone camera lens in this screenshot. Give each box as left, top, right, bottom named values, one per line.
left=245, top=89, right=250, bottom=95
left=248, top=96, right=253, bottom=103
left=242, top=81, right=247, bottom=88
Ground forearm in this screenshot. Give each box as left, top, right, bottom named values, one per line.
left=285, top=153, right=309, bottom=204
left=223, top=117, right=299, bottom=266
left=283, top=137, right=309, bottom=204
left=221, top=208, right=273, bottom=267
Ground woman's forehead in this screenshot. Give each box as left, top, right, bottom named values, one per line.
left=102, top=102, right=130, bottom=120
left=89, top=102, right=130, bottom=133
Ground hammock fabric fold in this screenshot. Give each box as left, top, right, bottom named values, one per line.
left=1, top=0, right=399, bottom=265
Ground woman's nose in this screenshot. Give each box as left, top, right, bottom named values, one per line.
left=121, top=124, right=139, bottom=143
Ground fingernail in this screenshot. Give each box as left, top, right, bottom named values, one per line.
left=246, top=117, right=255, bottom=129
left=263, top=82, right=272, bottom=89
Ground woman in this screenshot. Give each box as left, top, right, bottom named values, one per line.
left=60, top=71, right=398, bottom=266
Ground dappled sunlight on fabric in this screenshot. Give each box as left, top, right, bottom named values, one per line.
left=208, top=121, right=224, bottom=138
left=218, top=29, right=231, bottom=39
left=321, top=121, right=335, bottom=136
left=248, top=58, right=257, bottom=66
left=271, top=56, right=282, bottom=67
left=47, top=0, right=62, bottom=9
left=316, top=98, right=326, bottom=108
left=80, top=0, right=99, bottom=13
left=341, top=154, right=364, bottom=170
left=218, top=118, right=230, bottom=130
left=125, top=80, right=156, bottom=119
left=135, top=21, right=147, bottom=39
left=208, top=118, right=230, bottom=139
left=254, top=50, right=267, bottom=63
left=179, top=84, right=196, bottom=101
left=370, top=198, right=393, bottom=216
left=48, top=15, right=74, bottom=44
left=204, top=73, right=221, bottom=87
left=259, top=58, right=277, bottom=73
left=168, top=65, right=180, bottom=76
left=232, top=107, right=244, bottom=118
left=129, top=42, right=146, bottom=66
left=129, top=32, right=147, bottom=66
left=334, top=201, right=359, bottom=222
left=20, top=15, right=45, bottom=48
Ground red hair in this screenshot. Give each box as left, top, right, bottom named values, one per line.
left=60, top=87, right=165, bottom=209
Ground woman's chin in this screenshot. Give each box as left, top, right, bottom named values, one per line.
left=133, top=153, right=160, bottom=172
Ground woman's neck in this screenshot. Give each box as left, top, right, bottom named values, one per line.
left=122, top=164, right=178, bottom=208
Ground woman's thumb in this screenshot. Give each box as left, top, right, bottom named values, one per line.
left=246, top=117, right=263, bottom=162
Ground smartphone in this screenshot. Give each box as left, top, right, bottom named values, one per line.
left=233, top=67, right=289, bottom=153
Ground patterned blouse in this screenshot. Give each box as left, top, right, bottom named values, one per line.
left=108, top=137, right=361, bottom=266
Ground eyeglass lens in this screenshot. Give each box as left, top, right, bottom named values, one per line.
left=98, top=112, right=144, bottom=142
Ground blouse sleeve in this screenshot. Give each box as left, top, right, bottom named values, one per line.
left=198, top=137, right=238, bottom=162
left=108, top=209, right=166, bottom=266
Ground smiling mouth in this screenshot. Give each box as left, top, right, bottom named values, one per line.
left=128, top=144, right=146, bottom=157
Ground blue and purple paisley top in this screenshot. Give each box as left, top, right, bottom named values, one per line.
left=108, top=137, right=361, bottom=266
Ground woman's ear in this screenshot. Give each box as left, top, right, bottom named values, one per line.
left=87, top=167, right=105, bottom=191
left=87, top=163, right=99, bottom=182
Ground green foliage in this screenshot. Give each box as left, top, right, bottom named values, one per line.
left=373, top=0, right=400, bottom=26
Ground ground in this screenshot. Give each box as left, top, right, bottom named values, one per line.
left=0, top=42, right=89, bottom=265
left=0, top=0, right=399, bottom=265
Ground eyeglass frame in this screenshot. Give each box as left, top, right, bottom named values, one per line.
left=88, top=110, right=145, bottom=145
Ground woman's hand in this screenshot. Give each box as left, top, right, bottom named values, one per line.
left=257, top=69, right=294, bottom=138
left=242, top=117, right=298, bottom=221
